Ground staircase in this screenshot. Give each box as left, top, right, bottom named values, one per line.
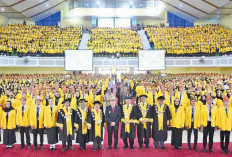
left=137, top=30, right=151, bottom=50
left=78, top=33, right=90, bottom=49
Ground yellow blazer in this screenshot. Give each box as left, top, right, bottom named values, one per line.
left=16, top=105, right=31, bottom=127
left=170, top=106, right=185, bottom=128
left=44, top=105, right=59, bottom=128
left=201, top=104, right=218, bottom=127
left=1, top=109, right=16, bottom=129
left=30, top=105, right=45, bottom=129
left=218, top=106, right=232, bottom=131
left=185, top=105, right=201, bottom=129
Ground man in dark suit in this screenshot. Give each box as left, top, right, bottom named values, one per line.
left=105, top=95, right=121, bottom=150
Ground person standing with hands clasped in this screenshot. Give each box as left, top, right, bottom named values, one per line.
left=30, top=96, right=45, bottom=151
left=56, top=99, right=75, bottom=152
left=105, top=95, right=121, bottom=150
left=186, top=97, right=201, bottom=151
left=218, top=96, right=232, bottom=154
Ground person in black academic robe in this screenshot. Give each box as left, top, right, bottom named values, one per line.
left=56, top=99, right=75, bottom=152
left=136, top=94, right=152, bottom=149
left=87, top=101, right=105, bottom=151
left=1, top=101, right=16, bottom=149
left=74, top=98, right=89, bottom=150
left=151, top=96, right=171, bottom=149
left=120, top=95, right=137, bottom=149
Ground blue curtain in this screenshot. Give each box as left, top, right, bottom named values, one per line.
left=167, top=12, right=193, bottom=27
left=35, top=11, right=61, bottom=26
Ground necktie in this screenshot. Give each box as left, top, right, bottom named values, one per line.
left=22, top=106, right=25, bottom=117
left=226, top=108, right=228, bottom=117
left=36, top=107, right=39, bottom=119
left=66, top=107, right=68, bottom=111
left=192, top=107, right=194, bottom=120
left=50, top=107, right=53, bottom=115
left=209, top=106, right=211, bottom=117
left=127, top=105, right=129, bottom=109
left=112, top=107, right=115, bottom=115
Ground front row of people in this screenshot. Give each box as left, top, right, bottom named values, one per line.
left=0, top=94, right=231, bottom=154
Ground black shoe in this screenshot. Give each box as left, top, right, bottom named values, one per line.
left=33, top=147, right=37, bottom=151
left=130, top=146, right=134, bottom=150
left=40, top=146, right=44, bottom=150
left=187, top=146, right=191, bottom=150
left=93, top=148, right=97, bottom=151
left=114, top=147, right=118, bottom=150
left=81, top=147, right=85, bottom=150
left=123, top=145, right=128, bottom=149
left=69, top=146, right=74, bottom=150
left=49, top=147, right=53, bottom=151
left=61, top=147, right=66, bottom=152
left=99, top=145, right=104, bottom=150
left=222, top=150, right=226, bottom=154
left=175, top=146, right=181, bottom=149
left=145, top=145, right=149, bottom=149
left=161, top=146, right=165, bottom=149
left=203, top=148, right=206, bottom=152
left=138, top=145, right=142, bottom=149
left=153, top=146, right=158, bottom=149
left=194, top=147, right=198, bottom=152
left=225, top=150, right=230, bottom=154
left=18, top=145, right=25, bottom=150
left=108, top=146, right=112, bottom=150
left=27, top=146, right=31, bottom=150
left=210, top=149, right=214, bottom=153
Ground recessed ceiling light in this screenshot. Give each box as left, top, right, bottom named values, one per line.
left=179, top=4, right=182, bottom=7
left=2, top=8, right=4, bottom=11
left=47, top=4, right=49, bottom=7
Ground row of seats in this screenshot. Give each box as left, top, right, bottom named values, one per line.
left=145, top=24, right=232, bottom=55
left=0, top=24, right=82, bottom=56
left=87, top=28, right=143, bottom=56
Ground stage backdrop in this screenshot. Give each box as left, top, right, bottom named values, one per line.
left=65, top=50, right=93, bottom=71
left=139, top=50, right=165, bottom=70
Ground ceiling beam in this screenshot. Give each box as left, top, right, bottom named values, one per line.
left=180, top=0, right=208, bottom=14
left=9, top=0, right=26, bottom=7
left=202, top=0, right=218, bottom=8
left=20, top=0, right=49, bottom=13
left=162, top=1, right=198, bottom=18
left=29, top=0, right=66, bottom=18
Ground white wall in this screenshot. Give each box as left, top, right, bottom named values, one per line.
left=194, top=19, right=219, bottom=26
left=7, top=18, right=35, bottom=25
left=219, top=14, right=232, bottom=29
left=0, top=15, right=8, bottom=26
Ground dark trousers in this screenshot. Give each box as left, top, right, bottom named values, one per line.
left=93, top=141, right=101, bottom=149
left=32, top=128, right=44, bottom=147
left=187, top=122, right=198, bottom=148
left=171, top=128, right=183, bottom=148
left=107, top=124, right=119, bottom=148
left=62, top=140, right=72, bottom=148
left=80, top=134, right=87, bottom=148
left=138, top=129, right=150, bottom=146
left=123, top=137, right=134, bottom=147
left=220, top=131, right=230, bottom=151
left=19, top=127, right=31, bottom=146
left=203, top=121, right=214, bottom=150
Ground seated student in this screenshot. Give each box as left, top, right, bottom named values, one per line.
left=1, top=101, right=16, bottom=149
left=87, top=100, right=105, bottom=151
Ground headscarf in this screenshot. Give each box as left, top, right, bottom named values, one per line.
left=4, top=101, right=14, bottom=112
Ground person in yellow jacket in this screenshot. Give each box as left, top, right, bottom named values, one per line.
left=17, top=97, right=31, bottom=150
left=170, top=97, right=185, bottom=149
left=30, top=96, right=45, bottom=151
left=44, top=97, right=59, bottom=150
left=218, top=96, right=232, bottom=154
left=1, top=101, right=16, bottom=149
left=186, top=97, right=201, bottom=151
left=201, top=96, right=218, bottom=153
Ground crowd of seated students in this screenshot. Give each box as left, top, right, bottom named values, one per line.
left=145, top=24, right=232, bottom=57
left=87, top=28, right=143, bottom=57
left=0, top=24, right=82, bottom=57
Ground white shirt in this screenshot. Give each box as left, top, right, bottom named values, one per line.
left=207, top=104, right=212, bottom=121
left=191, top=106, right=196, bottom=122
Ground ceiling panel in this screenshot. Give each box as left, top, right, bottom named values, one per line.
left=182, top=0, right=216, bottom=13
left=204, top=0, right=229, bottom=7
left=13, top=0, right=48, bottom=12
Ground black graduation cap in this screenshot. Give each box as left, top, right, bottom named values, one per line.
left=124, top=94, right=132, bottom=99
left=62, top=99, right=70, bottom=104
left=93, top=101, right=101, bottom=105
left=157, top=96, right=165, bottom=100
